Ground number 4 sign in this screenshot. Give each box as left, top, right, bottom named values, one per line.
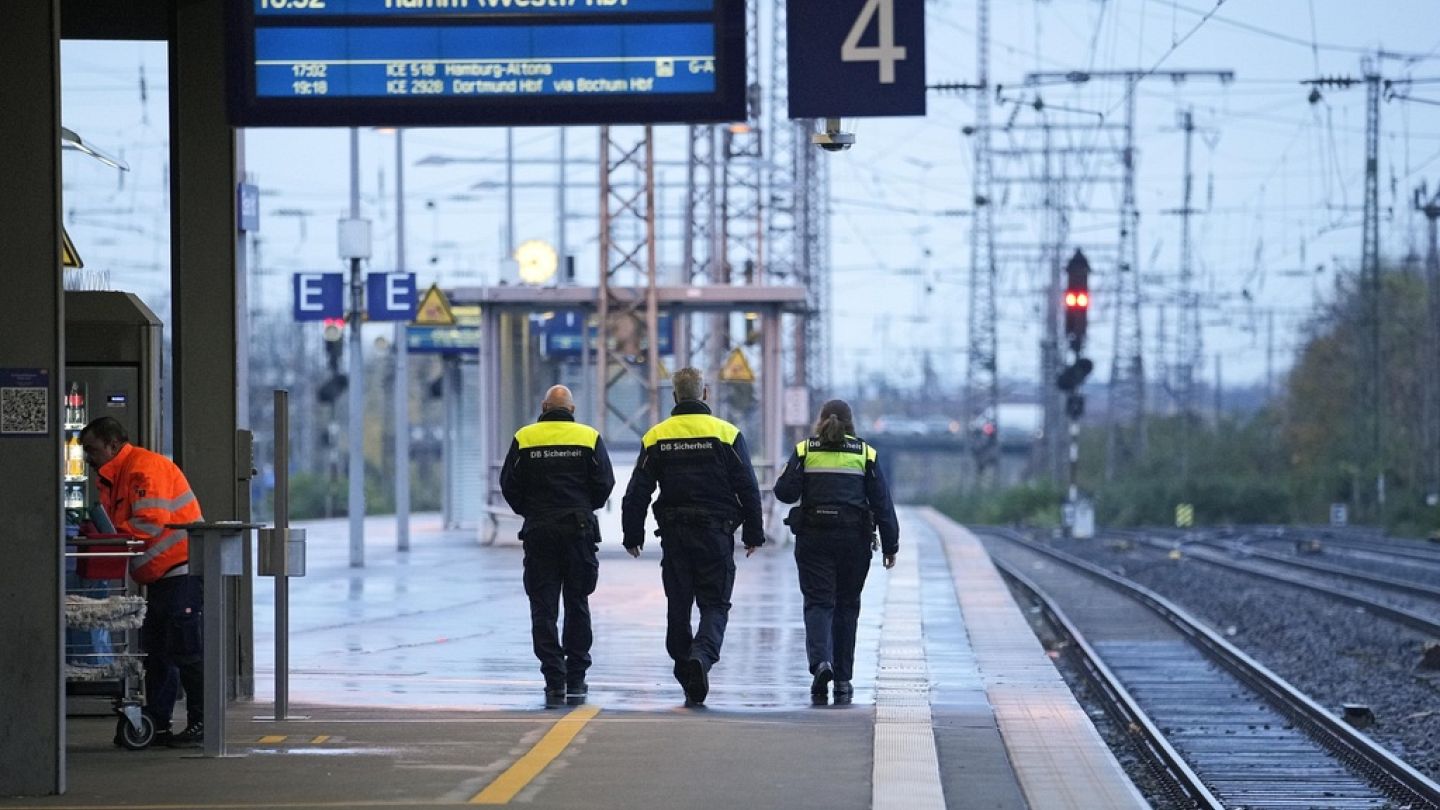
left=787, top=0, right=925, bottom=119
left=842, top=0, right=907, bottom=84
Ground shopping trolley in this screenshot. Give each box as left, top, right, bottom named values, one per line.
left=65, top=535, right=153, bottom=749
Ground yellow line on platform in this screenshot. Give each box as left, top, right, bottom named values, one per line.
left=259, top=735, right=288, bottom=744
left=310, top=735, right=331, bottom=744
left=469, top=705, right=601, bottom=805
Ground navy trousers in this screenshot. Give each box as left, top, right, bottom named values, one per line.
left=140, top=575, right=204, bottom=729
left=658, top=526, right=736, bottom=673
left=794, top=530, right=872, bottom=681
left=522, top=525, right=599, bottom=688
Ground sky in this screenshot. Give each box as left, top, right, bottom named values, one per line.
left=56, top=1, right=1440, bottom=399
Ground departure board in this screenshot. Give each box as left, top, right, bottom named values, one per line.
left=228, top=0, right=745, bottom=127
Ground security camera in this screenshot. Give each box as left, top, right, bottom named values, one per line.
left=812, top=118, right=855, bottom=153
left=813, top=131, right=856, bottom=152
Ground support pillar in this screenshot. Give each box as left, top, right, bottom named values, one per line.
left=0, top=0, right=64, bottom=795
left=170, top=0, right=248, bottom=696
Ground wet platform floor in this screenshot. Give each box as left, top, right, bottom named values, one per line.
left=5, top=504, right=1139, bottom=810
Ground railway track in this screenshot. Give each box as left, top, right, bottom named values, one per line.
left=1105, top=529, right=1440, bottom=639
left=982, top=528, right=1440, bottom=810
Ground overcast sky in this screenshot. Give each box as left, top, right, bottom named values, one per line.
left=58, top=1, right=1440, bottom=396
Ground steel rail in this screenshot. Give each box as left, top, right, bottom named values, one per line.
left=1118, top=531, right=1440, bottom=639
left=1217, top=535, right=1440, bottom=601
left=984, top=527, right=1440, bottom=809
left=992, top=558, right=1223, bottom=810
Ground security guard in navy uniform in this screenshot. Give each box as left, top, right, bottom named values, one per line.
left=501, top=385, right=615, bottom=706
left=621, top=367, right=765, bottom=705
left=774, top=399, right=899, bottom=704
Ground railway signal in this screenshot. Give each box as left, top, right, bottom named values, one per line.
left=1064, top=249, right=1090, bottom=351
left=1057, top=357, right=1093, bottom=392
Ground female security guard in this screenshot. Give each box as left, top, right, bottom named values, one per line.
left=773, top=399, right=899, bottom=704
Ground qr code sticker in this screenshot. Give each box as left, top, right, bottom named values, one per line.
left=1, top=387, right=49, bottom=435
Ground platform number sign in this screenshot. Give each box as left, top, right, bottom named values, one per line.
left=842, top=0, right=907, bottom=84
left=787, top=0, right=925, bottom=119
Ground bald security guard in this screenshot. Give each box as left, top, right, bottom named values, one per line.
left=621, top=367, right=765, bottom=705
left=502, top=385, right=615, bottom=705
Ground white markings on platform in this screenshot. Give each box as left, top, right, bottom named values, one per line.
left=872, top=545, right=946, bottom=810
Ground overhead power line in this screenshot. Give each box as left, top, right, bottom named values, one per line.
left=1149, top=0, right=1440, bottom=60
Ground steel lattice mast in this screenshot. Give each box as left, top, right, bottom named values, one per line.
left=596, top=127, right=660, bottom=440
left=1105, top=80, right=1146, bottom=479
left=965, top=0, right=1000, bottom=480
left=716, top=0, right=765, bottom=379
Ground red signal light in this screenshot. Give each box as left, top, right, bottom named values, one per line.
left=1075, top=292, right=1089, bottom=308
left=1065, top=291, right=1089, bottom=309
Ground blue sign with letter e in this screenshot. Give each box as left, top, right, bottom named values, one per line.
left=787, top=0, right=925, bottom=118
left=366, top=272, right=417, bottom=321
left=292, top=272, right=344, bottom=321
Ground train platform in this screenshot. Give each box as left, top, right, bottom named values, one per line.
left=6, top=502, right=1145, bottom=810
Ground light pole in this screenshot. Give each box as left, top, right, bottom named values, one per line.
left=392, top=128, right=411, bottom=552
left=339, top=128, right=370, bottom=568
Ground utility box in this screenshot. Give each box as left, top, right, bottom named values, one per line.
left=1071, top=499, right=1095, bottom=540
left=257, top=527, right=307, bottom=578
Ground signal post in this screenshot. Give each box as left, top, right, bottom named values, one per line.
left=1057, top=249, right=1093, bottom=537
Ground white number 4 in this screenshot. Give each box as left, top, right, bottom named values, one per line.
left=841, top=0, right=907, bottom=84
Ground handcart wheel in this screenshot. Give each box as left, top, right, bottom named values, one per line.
left=115, top=713, right=155, bottom=750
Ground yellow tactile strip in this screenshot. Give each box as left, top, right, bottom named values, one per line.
left=872, top=535, right=947, bottom=810
left=469, top=705, right=601, bottom=805
left=922, top=509, right=1149, bottom=810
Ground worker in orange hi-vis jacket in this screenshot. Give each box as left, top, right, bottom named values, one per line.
left=82, top=416, right=205, bottom=748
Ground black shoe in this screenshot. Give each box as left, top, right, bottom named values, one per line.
left=833, top=681, right=854, bottom=704
left=810, top=662, right=834, bottom=697
left=168, top=721, right=203, bottom=748
left=566, top=678, right=588, bottom=697
left=544, top=687, right=567, bottom=707
left=682, top=657, right=709, bottom=705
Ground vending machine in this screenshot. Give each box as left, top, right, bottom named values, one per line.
left=61, top=291, right=163, bottom=736
left=63, top=290, right=163, bottom=510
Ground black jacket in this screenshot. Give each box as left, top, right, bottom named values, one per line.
left=500, top=410, right=615, bottom=538
left=773, top=435, right=900, bottom=556
left=620, top=400, right=765, bottom=549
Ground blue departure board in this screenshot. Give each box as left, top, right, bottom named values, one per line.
left=228, top=1, right=745, bottom=126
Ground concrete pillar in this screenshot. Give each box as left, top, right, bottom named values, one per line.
left=0, top=0, right=65, bottom=795
left=170, top=0, right=251, bottom=694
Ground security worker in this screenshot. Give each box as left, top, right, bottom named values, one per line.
left=621, top=367, right=764, bottom=705
left=501, top=385, right=615, bottom=705
left=773, top=399, right=899, bottom=704
left=81, top=416, right=206, bottom=747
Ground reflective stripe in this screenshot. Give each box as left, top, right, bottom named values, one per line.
left=795, top=441, right=808, bottom=458
left=130, top=518, right=166, bottom=536
left=133, top=490, right=197, bottom=513
left=515, top=421, right=600, bottom=450
left=804, top=450, right=867, bottom=474
left=130, top=529, right=188, bottom=569
left=805, top=466, right=865, bottom=476
left=642, top=414, right=740, bottom=448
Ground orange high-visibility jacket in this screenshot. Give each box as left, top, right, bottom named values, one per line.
left=97, top=443, right=204, bottom=585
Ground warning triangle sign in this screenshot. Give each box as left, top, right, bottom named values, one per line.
left=413, top=283, right=455, bottom=326
left=719, top=348, right=755, bottom=383
left=61, top=226, right=83, bottom=269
